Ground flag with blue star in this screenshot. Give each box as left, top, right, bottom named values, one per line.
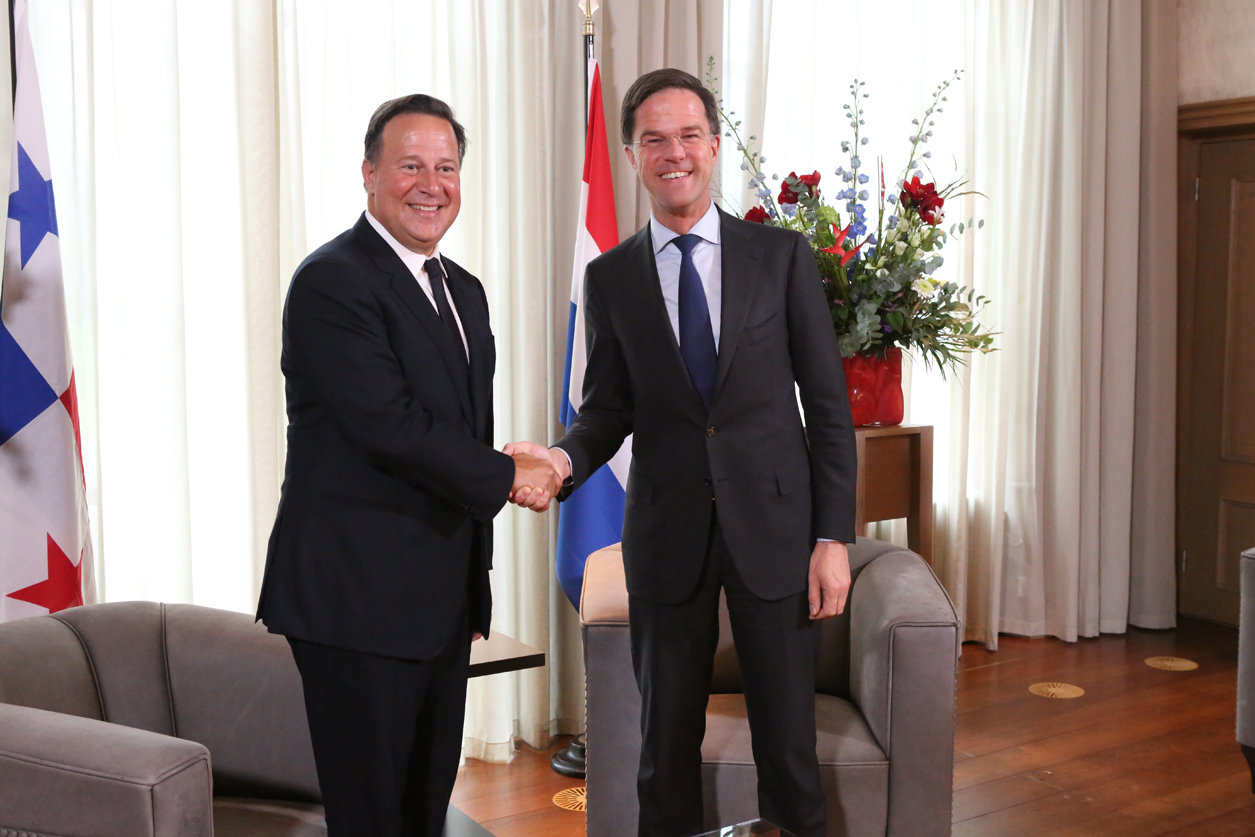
left=8, top=142, right=58, bottom=269
left=1, top=0, right=95, bottom=623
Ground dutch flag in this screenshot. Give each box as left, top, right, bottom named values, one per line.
left=555, top=59, right=630, bottom=608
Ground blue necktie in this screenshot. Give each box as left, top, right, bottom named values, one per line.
left=671, top=234, right=717, bottom=411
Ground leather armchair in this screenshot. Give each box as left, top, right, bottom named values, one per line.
left=581, top=537, right=960, bottom=837
left=1241, top=547, right=1254, bottom=792
left=0, top=601, right=326, bottom=836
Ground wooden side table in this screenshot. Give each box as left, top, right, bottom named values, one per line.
left=855, top=424, right=934, bottom=564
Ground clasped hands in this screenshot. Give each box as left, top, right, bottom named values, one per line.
left=504, top=441, right=571, bottom=513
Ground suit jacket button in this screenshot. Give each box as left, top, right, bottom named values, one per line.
left=706, top=427, right=716, bottom=437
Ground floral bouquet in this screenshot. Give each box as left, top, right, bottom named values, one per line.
left=708, top=62, right=994, bottom=423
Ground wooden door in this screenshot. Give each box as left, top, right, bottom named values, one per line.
left=1179, top=136, right=1255, bottom=626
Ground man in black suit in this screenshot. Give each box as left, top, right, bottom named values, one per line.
left=257, top=94, right=560, bottom=837
left=511, top=69, right=857, bottom=837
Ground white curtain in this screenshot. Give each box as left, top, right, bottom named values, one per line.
left=597, top=0, right=725, bottom=241
left=29, top=0, right=588, bottom=761
left=724, top=0, right=1178, bottom=648
left=30, top=0, right=281, bottom=615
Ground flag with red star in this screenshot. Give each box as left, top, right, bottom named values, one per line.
left=0, top=0, right=95, bottom=621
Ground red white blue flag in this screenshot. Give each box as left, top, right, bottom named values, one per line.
left=0, top=0, right=94, bottom=621
left=555, top=59, right=628, bottom=608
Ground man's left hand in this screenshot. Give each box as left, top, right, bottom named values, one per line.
left=808, top=540, right=851, bottom=619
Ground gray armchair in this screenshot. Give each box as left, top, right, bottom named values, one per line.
left=0, top=601, right=325, bottom=836
left=1241, top=547, right=1254, bottom=792
left=580, top=537, right=960, bottom=837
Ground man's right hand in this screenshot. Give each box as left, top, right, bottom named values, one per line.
left=510, top=452, right=561, bottom=512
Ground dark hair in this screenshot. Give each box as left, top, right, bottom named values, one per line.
left=364, top=94, right=468, bottom=164
left=619, top=68, right=720, bottom=147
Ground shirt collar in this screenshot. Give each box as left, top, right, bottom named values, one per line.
left=650, top=201, right=721, bottom=255
left=364, top=209, right=441, bottom=276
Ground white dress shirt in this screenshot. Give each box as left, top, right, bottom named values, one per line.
left=650, top=201, right=722, bottom=348
left=364, top=209, right=468, bottom=357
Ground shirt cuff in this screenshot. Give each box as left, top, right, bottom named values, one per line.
left=550, top=446, right=574, bottom=484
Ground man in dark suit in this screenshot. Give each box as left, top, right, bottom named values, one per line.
left=511, top=69, right=857, bottom=837
left=257, top=94, right=560, bottom=837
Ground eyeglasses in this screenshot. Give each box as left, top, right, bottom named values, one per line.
left=633, top=131, right=711, bottom=152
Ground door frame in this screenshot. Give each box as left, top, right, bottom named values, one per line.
left=1176, top=96, right=1255, bottom=617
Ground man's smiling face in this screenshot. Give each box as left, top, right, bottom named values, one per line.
left=362, top=112, right=461, bottom=255
left=626, top=88, right=720, bottom=229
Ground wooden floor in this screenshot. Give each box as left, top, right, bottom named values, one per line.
left=454, top=617, right=1253, bottom=836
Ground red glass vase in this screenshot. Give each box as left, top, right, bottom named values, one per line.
left=841, top=348, right=904, bottom=427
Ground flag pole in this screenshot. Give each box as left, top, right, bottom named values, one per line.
left=551, top=0, right=602, bottom=781
left=7, top=0, right=15, bottom=101
left=582, top=1, right=595, bottom=132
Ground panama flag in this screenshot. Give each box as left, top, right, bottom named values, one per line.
left=0, top=0, right=94, bottom=622
left=555, top=59, right=628, bottom=608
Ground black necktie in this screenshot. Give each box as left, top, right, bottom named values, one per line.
left=424, top=257, right=468, bottom=363
left=672, top=234, right=717, bottom=410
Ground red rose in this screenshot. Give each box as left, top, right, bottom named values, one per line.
left=778, top=170, right=821, bottom=205
left=899, top=176, right=944, bottom=225
left=744, top=206, right=770, bottom=224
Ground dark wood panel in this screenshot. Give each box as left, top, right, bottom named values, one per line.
left=861, top=435, right=913, bottom=520
left=1180, top=96, right=1255, bottom=134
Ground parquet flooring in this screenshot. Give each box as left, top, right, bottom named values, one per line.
left=454, top=617, right=1253, bottom=836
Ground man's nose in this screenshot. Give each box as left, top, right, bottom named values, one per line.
left=414, top=169, right=441, bottom=192
left=662, top=137, right=688, bottom=160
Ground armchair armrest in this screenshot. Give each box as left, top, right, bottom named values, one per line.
left=848, top=549, right=959, bottom=837
left=0, top=702, right=213, bottom=837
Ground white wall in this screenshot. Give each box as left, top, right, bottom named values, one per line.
left=1179, top=0, right=1255, bottom=104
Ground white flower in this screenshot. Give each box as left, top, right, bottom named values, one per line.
left=894, top=240, right=908, bottom=255
left=913, top=276, right=942, bottom=297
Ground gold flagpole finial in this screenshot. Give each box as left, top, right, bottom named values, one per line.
left=578, top=0, right=599, bottom=36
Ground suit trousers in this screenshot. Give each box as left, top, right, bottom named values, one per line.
left=288, top=610, right=470, bottom=837
left=628, top=511, right=826, bottom=837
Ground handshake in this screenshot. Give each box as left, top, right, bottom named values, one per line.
left=505, top=441, right=571, bottom=513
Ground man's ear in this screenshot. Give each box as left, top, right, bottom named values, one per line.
left=625, top=145, right=639, bottom=175
left=361, top=158, right=376, bottom=194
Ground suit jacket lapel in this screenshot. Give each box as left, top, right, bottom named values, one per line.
left=350, top=218, right=475, bottom=426
left=625, top=227, right=708, bottom=411
left=713, top=209, right=761, bottom=400
left=443, top=260, right=492, bottom=439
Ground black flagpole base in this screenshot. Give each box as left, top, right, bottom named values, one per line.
left=550, top=733, right=587, bottom=779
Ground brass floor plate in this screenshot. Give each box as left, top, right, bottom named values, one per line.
left=1145, top=656, right=1199, bottom=671
left=553, top=786, right=587, bottom=812
left=1029, top=681, right=1085, bottom=699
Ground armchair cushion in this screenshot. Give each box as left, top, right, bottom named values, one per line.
left=0, top=610, right=102, bottom=720
left=165, top=604, right=321, bottom=802
left=0, top=702, right=212, bottom=837
left=55, top=600, right=178, bottom=735
left=700, top=694, right=889, bottom=836
left=212, top=798, right=328, bottom=837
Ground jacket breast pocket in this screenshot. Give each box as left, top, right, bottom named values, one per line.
left=741, top=310, right=782, bottom=346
